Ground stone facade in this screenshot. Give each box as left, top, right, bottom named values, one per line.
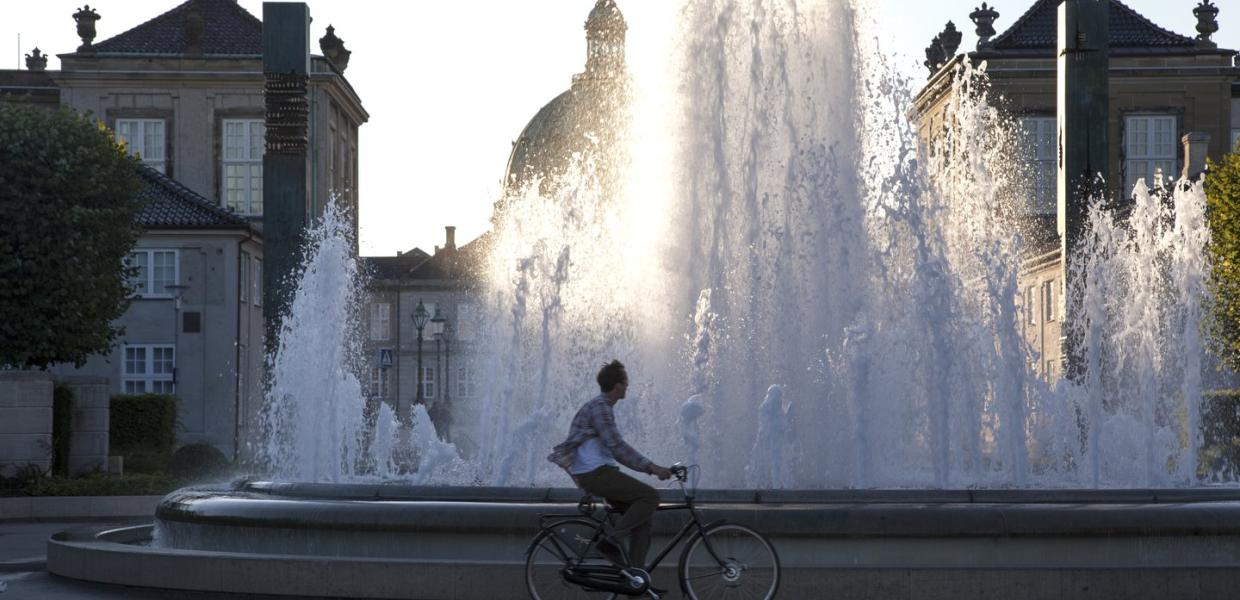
left=912, top=0, right=1240, bottom=382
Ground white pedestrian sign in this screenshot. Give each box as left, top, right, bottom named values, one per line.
left=378, top=348, right=393, bottom=369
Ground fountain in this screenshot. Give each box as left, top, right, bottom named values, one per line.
left=47, top=0, right=1240, bottom=598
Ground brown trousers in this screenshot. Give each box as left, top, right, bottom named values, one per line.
left=575, top=465, right=658, bottom=567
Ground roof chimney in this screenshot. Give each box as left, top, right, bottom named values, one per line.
left=445, top=226, right=456, bottom=251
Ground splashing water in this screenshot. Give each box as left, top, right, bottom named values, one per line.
left=257, top=0, right=1218, bottom=489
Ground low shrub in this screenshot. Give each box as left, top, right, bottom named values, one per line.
left=110, top=394, right=179, bottom=473
left=168, top=443, right=231, bottom=481
left=24, top=473, right=183, bottom=497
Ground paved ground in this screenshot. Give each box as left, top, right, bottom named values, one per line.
left=0, top=520, right=320, bottom=600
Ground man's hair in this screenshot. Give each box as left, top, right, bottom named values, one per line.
left=597, top=360, right=627, bottom=393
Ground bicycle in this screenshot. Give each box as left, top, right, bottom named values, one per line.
left=525, top=464, right=781, bottom=599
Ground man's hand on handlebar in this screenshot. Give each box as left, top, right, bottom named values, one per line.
left=651, top=465, right=674, bottom=480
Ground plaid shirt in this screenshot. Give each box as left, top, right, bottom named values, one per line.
left=548, top=394, right=655, bottom=474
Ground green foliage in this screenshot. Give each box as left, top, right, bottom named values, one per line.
left=168, top=443, right=231, bottom=481
left=0, top=104, right=142, bottom=368
left=1206, top=151, right=1240, bottom=373
left=51, top=385, right=74, bottom=476
left=1199, top=390, right=1240, bottom=479
left=21, top=472, right=183, bottom=497
left=109, top=394, right=179, bottom=473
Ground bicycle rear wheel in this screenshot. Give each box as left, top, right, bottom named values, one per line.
left=678, top=523, right=780, bottom=600
left=526, top=518, right=618, bottom=600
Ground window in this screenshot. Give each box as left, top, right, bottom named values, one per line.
left=369, top=367, right=390, bottom=399
left=1232, top=129, right=1240, bottom=152
left=370, top=303, right=391, bottom=341
left=1019, top=117, right=1056, bottom=213
left=456, top=302, right=477, bottom=341
left=223, top=119, right=265, bottom=216
left=115, top=119, right=166, bottom=173
left=1045, top=359, right=1057, bottom=383
left=240, top=252, right=249, bottom=303
left=1124, top=115, right=1176, bottom=194
left=122, top=345, right=175, bottom=394
left=238, top=344, right=247, bottom=405
left=1025, top=285, right=1036, bottom=325
left=126, top=249, right=178, bottom=297
left=418, top=365, right=436, bottom=400
left=252, top=259, right=262, bottom=306
left=457, top=364, right=477, bottom=399
left=1043, top=279, right=1056, bottom=322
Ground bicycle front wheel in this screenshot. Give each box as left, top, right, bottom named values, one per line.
left=525, top=518, right=618, bottom=600
left=678, top=523, right=780, bottom=600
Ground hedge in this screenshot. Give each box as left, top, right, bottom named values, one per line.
left=110, top=394, right=179, bottom=472
left=51, top=385, right=73, bottom=476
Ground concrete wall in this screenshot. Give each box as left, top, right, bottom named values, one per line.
left=57, top=376, right=110, bottom=475
left=0, top=371, right=53, bottom=477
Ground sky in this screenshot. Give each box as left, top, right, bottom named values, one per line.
left=3, top=0, right=1237, bottom=256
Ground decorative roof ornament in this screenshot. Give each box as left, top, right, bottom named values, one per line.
left=940, top=21, right=963, bottom=57
left=582, top=0, right=627, bottom=79
left=970, top=2, right=999, bottom=50
left=319, top=25, right=351, bottom=73
left=924, top=34, right=946, bottom=75
left=73, top=5, right=101, bottom=52
left=25, top=48, right=47, bottom=71
left=184, top=2, right=205, bottom=56
left=1193, top=0, right=1219, bottom=47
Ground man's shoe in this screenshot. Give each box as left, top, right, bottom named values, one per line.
left=595, top=537, right=627, bottom=566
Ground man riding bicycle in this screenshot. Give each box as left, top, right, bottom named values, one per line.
left=548, top=360, right=674, bottom=572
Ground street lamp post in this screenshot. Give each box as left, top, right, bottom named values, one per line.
left=412, top=300, right=430, bottom=416
left=430, top=307, right=446, bottom=434
left=441, top=321, right=454, bottom=442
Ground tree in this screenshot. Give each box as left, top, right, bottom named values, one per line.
left=1206, top=148, right=1240, bottom=373
left=0, top=104, right=142, bottom=368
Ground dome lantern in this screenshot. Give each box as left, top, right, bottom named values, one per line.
left=584, top=0, right=626, bottom=78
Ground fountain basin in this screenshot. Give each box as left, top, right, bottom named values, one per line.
left=44, top=482, right=1240, bottom=598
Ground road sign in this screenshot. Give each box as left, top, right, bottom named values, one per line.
left=378, top=348, right=393, bottom=368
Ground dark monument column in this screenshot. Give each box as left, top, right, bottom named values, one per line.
left=1057, top=0, right=1108, bottom=379
left=262, top=2, right=311, bottom=354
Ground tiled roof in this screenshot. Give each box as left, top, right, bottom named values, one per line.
left=362, top=232, right=492, bottom=282
left=134, top=164, right=250, bottom=229
left=88, top=0, right=262, bottom=56
left=990, top=0, right=1197, bottom=53
left=363, top=250, right=432, bottom=280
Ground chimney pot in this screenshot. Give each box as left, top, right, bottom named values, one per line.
left=445, top=226, right=457, bottom=250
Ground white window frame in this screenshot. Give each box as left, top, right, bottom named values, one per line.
left=370, top=302, right=391, bottom=341
left=1124, top=115, right=1177, bottom=194
left=115, top=119, right=166, bottom=173
left=126, top=249, right=179, bottom=298
left=457, top=364, right=476, bottom=399
left=252, top=258, right=262, bottom=307
left=1231, top=129, right=1240, bottom=152
left=419, top=365, right=436, bottom=400
left=1025, top=285, right=1036, bottom=325
left=222, top=119, right=265, bottom=216
left=369, top=367, right=390, bottom=399
left=1043, top=279, right=1056, bottom=323
left=1019, top=117, right=1057, bottom=214
left=122, top=344, right=175, bottom=394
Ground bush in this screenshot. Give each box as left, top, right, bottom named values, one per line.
left=52, top=385, right=74, bottom=476
left=0, top=104, right=142, bottom=368
left=24, top=473, right=183, bottom=497
left=168, top=443, right=231, bottom=481
left=1206, top=151, right=1240, bottom=372
left=1200, top=389, right=1240, bottom=479
left=110, top=394, right=179, bottom=473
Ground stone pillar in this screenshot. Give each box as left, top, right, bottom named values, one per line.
left=0, top=372, right=53, bottom=477
left=1181, top=132, right=1211, bottom=181
left=1057, top=0, right=1109, bottom=379
left=262, top=2, right=311, bottom=356
left=57, top=376, right=110, bottom=475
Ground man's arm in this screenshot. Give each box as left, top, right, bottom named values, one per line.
left=590, top=401, right=656, bottom=474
